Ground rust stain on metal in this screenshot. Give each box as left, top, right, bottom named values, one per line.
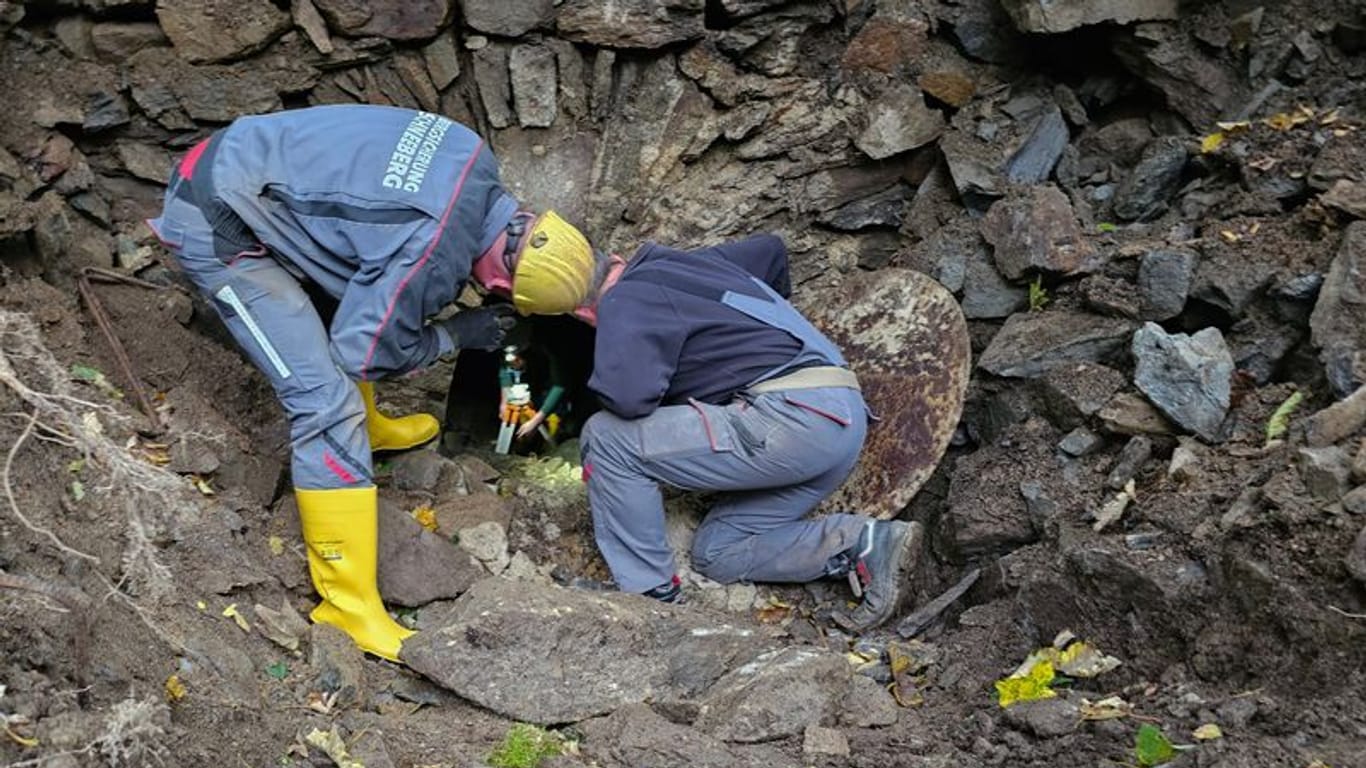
left=809, top=268, right=970, bottom=519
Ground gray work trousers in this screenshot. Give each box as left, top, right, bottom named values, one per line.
left=580, top=386, right=869, bottom=592
left=154, top=183, right=372, bottom=490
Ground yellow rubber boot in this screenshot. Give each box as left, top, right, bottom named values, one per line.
left=358, top=380, right=439, bottom=452
left=296, top=486, right=414, bottom=662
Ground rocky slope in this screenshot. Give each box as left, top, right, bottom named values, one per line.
left=2, top=1, right=1365, bottom=766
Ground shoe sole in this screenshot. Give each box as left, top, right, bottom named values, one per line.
left=836, top=521, right=923, bottom=632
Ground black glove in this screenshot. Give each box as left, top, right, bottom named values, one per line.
left=439, top=304, right=517, bottom=352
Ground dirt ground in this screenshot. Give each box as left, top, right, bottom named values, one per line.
left=3, top=0, right=1366, bottom=766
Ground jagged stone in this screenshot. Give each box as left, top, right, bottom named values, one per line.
left=816, top=185, right=910, bottom=232
left=961, top=244, right=1027, bottom=319
left=1190, top=251, right=1275, bottom=321
left=1323, top=180, right=1366, bottom=220
left=981, top=185, right=1096, bottom=280
left=1003, top=698, right=1082, bottom=737
left=377, top=498, right=482, bottom=607
left=979, top=311, right=1135, bottom=379
left=82, top=91, right=130, bottom=133
left=839, top=674, right=899, bottom=727
left=456, top=520, right=508, bottom=574
left=1035, top=362, right=1127, bottom=430
left=1132, top=323, right=1233, bottom=442
left=1059, top=427, right=1104, bottom=457
left=313, top=0, right=454, bottom=41
left=1298, top=446, right=1352, bottom=505
left=125, top=47, right=306, bottom=124
left=947, top=0, right=1028, bottom=64
left=471, top=43, right=514, bottom=130
left=1114, top=137, right=1188, bottom=221
left=694, top=647, right=852, bottom=743
left=402, top=579, right=770, bottom=724
left=421, top=32, right=460, bottom=90
left=389, top=449, right=448, bottom=492
left=115, top=142, right=171, bottom=184
left=1139, top=249, right=1197, bottom=321
left=579, top=705, right=789, bottom=768
left=1113, top=24, right=1240, bottom=128
left=715, top=4, right=833, bottom=77
left=1346, top=525, right=1366, bottom=585
left=1310, top=222, right=1366, bottom=398
left=1098, top=392, right=1177, bottom=436
left=803, top=725, right=850, bottom=758
left=310, top=623, right=366, bottom=707
left=737, top=80, right=851, bottom=160
left=558, top=0, right=705, bottom=49
left=90, top=22, right=167, bottom=60
left=855, top=82, right=944, bottom=160
left=510, top=44, right=557, bottom=128
left=1107, top=435, right=1153, bottom=490
left=1001, top=0, right=1177, bottom=33
left=462, top=0, right=554, bottom=36
left=546, top=39, right=588, bottom=120
left=919, top=71, right=976, bottom=108
left=1005, top=105, right=1068, bottom=184
left=293, top=0, right=334, bottom=54
left=156, top=0, right=289, bottom=63
left=1307, top=384, right=1366, bottom=448
left=842, top=16, right=929, bottom=74
left=393, top=51, right=440, bottom=112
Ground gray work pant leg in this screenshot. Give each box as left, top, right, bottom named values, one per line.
left=581, top=387, right=868, bottom=592
left=159, top=192, right=371, bottom=490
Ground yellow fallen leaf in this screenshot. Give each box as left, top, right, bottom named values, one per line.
left=3, top=720, right=39, bottom=748
left=191, top=475, right=215, bottom=496
left=1200, top=133, right=1225, bottom=153
left=1265, top=111, right=1310, bottom=131
left=1052, top=641, right=1123, bottom=678
left=195, top=600, right=207, bottom=611
left=1193, top=723, right=1223, bottom=740
left=268, top=536, right=285, bottom=556
left=1320, top=108, right=1341, bottom=125
left=410, top=504, right=438, bottom=532
left=164, top=674, right=187, bottom=702
left=222, top=603, right=251, bottom=633
left=1215, top=120, right=1251, bottom=132
left=306, top=726, right=365, bottom=768
left=1220, top=230, right=1240, bottom=243
left=755, top=596, right=792, bottom=624
left=995, top=658, right=1056, bottom=708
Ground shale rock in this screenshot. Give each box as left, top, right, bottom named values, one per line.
left=1298, top=446, right=1352, bottom=505
left=90, top=22, right=168, bottom=60
left=377, top=499, right=482, bottom=607
left=471, top=43, right=515, bottom=129
left=1114, top=137, right=1188, bottom=221
left=694, top=647, right=852, bottom=743
left=462, top=0, right=555, bottom=36
left=1002, top=697, right=1082, bottom=737
left=1138, top=249, right=1197, bottom=321
left=313, top=0, right=454, bottom=40
left=1098, top=392, right=1177, bottom=436
left=1310, top=222, right=1366, bottom=398
left=402, top=579, right=770, bottom=723
left=1001, top=0, right=1178, bottom=33
left=558, top=0, right=706, bottom=49
left=1005, top=105, right=1069, bottom=184
left=156, top=0, right=289, bottom=63
left=1113, top=24, right=1239, bottom=128
left=1132, top=323, right=1232, bottom=442
left=979, top=311, right=1135, bottom=379
left=981, top=185, right=1096, bottom=280
left=855, top=82, right=944, bottom=160
left=578, top=705, right=790, bottom=768
left=1035, top=362, right=1127, bottom=430
left=509, top=44, right=558, bottom=128
left=961, top=244, right=1027, bottom=319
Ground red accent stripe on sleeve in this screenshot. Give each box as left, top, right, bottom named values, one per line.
left=178, top=138, right=211, bottom=180
left=323, top=451, right=359, bottom=484
left=359, top=141, right=483, bottom=379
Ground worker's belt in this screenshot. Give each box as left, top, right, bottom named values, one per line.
left=748, top=366, right=860, bottom=394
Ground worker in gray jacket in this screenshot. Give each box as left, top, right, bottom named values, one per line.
left=148, top=105, right=595, bottom=662
left=579, top=234, right=924, bottom=631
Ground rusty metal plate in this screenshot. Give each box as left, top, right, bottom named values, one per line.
left=806, top=268, right=970, bottom=520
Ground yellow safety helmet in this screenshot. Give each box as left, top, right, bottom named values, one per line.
left=511, top=210, right=595, bottom=315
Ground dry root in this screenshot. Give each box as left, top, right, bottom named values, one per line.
left=0, top=309, right=186, bottom=597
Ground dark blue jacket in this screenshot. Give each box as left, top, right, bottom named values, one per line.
left=589, top=234, right=806, bottom=418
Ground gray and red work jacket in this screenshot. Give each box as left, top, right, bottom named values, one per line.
left=150, top=104, right=517, bottom=379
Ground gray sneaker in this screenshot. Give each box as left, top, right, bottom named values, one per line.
left=833, top=520, right=923, bottom=632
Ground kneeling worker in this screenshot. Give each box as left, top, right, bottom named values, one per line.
left=148, top=105, right=595, bottom=661
left=580, top=233, right=923, bottom=631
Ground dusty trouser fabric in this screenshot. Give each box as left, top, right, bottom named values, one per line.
left=153, top=174, right=371, bottom=490
left=580, top=386, right=868, bottom=592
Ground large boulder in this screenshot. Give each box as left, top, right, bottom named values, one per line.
left=979, top=311, right=1136, bottom=379
left=1310, top=222, right=1366, bottom=398
left=1132, top=322, right=1233, bottom=442
left=401, top=579, right=771, bottom=723
left=557, top=0, right=705, bottom=49
left=156, top=0, right=289, bottom=63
